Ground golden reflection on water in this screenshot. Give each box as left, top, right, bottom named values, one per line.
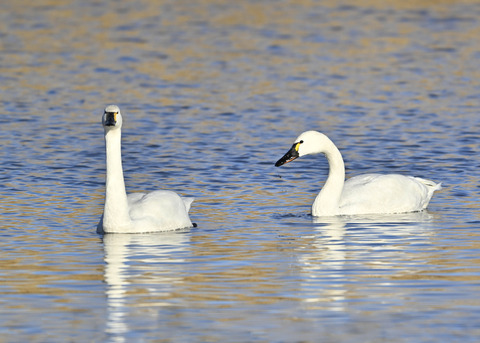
left=2, top=0, right=479, bottom=114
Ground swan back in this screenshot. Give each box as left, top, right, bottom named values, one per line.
left=335, top=174, right=441, bottom=216
left=127, top=191, right=193, bottom=232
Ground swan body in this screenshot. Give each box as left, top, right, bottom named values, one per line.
left=275, top=130, right=441, bottom=217
left=97, top=105, right=194, bottom=233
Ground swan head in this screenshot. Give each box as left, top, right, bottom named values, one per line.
left=102, top=105, right=123, bottom=130
left=275, top=131, right=328, bottom=167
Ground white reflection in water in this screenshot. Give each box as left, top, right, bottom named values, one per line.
left=299, top=212, right=437, bottom=310
left=102, top=231, right=189, bottom=343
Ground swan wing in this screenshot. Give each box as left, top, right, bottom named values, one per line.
left=127, top=190, right=193, bottom=231
left=339, top=174, right=439, bottom=215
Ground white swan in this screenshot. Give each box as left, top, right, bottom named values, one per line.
left=97, top=105, right=194, bottom=234
left=275, top=130, right=441, bottom=216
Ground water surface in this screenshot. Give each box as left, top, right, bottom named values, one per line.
left=1, top=0, right=480, bottom=342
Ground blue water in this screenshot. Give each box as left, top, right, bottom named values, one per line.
left=1, top=1, right=480, bottom=342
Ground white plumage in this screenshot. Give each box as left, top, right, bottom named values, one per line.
left=275, top=130, right=441, bottom=216
left=97, top=105, right=194, bottom=233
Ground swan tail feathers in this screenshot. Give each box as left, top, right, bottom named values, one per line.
left=433, top=182, right=442, bottom=191
left=182, top=197, right=194, bottom=212
left=414, top=177, right=442, bottom=191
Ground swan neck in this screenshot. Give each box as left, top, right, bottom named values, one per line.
left=312, top=138, right=345, bottom=216
left=103, top=129, right=131, bottom=227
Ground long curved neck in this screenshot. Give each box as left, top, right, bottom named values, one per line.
left=103, top=128, right=131, bottom=228
left=312, top=138, right=345, bottom=216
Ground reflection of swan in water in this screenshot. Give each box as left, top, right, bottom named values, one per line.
left=299, top=212, right=436, bottom=310
left=102, top=231, right=189, bottom=343
left=298, top=217, right=347, bottom=310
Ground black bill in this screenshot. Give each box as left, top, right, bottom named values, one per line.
left=275, top=142, right=300, bottom=167
left=104, top=112, right=117, bottom=126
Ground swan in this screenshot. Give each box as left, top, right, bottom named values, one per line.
left=97, top=105, right=194, bottom=234
left=275, top=130, right=441, bottom=216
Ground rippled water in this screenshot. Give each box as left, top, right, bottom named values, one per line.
left=1, top=0, right=480, bottom=342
